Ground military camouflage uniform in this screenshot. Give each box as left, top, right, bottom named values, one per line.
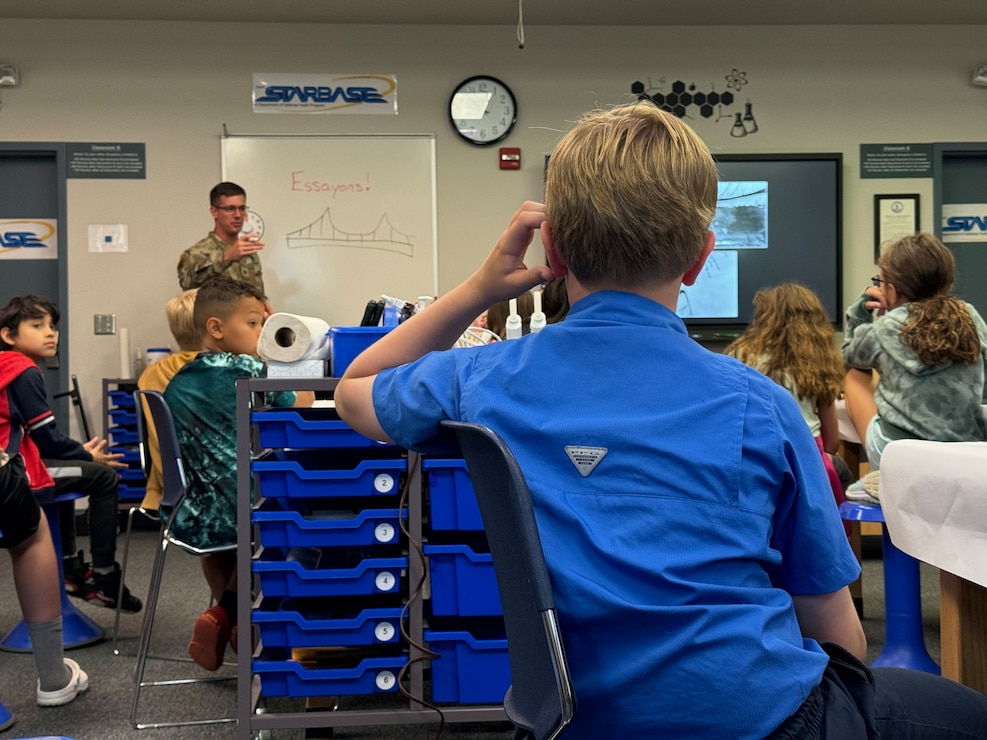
left=162, top=352, right=295, bottom=549
left=177, top=232, right=265, bottom=293
left=842, top=291, right=987, bottom=459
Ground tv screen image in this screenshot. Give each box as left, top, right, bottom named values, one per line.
left=678, top=154, right=843, bottom=342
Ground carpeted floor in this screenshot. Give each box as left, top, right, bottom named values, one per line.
left=0, top=528, right=940, bottom=740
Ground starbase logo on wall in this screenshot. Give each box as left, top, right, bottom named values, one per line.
left=0, top=219, right=58, bottom=260
left=253, top=73, right=398, bottom=114
left=941, top=203, right=987, bottom=243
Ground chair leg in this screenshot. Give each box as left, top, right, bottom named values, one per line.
left=130, top=536, right=170, bottom=728
left=112, top=504, right=140, bottom=654
left=128, top=537, right=237, bottom=729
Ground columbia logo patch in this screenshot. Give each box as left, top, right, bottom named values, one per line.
left=564, top=445, right=607, bottom=477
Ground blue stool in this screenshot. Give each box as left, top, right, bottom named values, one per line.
left=1, top=493, right=106, bottom=652
left=0, top=698, right=13, bottom=732
left=839, top=501, right=940, bottom=674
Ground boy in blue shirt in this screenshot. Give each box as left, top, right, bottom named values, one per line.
left=336, top=104, right=987, bottom=738
left=164, top=276, right=312, bottom=670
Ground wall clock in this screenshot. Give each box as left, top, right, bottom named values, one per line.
left=449, top=76, right=517, bottom=146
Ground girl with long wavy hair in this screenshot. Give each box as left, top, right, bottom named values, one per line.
left=843, top=232, right=987, bottom=498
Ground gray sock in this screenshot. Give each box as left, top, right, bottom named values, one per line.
left=28, top=617, right=71, bottom=691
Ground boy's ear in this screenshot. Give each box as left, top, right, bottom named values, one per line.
left=681, top=231, right=716, bottom=287
left=0, top=326, right=15, bottom=345
left=204, top=316, right=224, bottom=340
left=541, top=222, right=568, bottom=278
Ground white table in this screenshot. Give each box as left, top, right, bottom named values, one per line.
left=881, top=438, right=987, bottom=693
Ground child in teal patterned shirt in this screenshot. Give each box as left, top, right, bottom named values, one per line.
left=164, top=276, right=313, bottom=670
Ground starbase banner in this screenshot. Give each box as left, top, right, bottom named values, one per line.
left=0, top=219, right=58, bottom=260
left=941, top=203, right=987, bottom=244
left=253, top=73, right=398, bottom=114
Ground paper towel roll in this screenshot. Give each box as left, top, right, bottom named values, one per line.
left=258, top=313, right=331, bottom=362
left=119, top=327, right=131, bottom=378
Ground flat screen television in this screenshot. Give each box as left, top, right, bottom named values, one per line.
left=678, top=153, right=843, bottom=342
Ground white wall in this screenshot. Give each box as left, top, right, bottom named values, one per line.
left=1, top=19, right=984, bottom=435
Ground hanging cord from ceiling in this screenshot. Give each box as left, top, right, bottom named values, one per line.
left=517, top=0, right=526, bottom=49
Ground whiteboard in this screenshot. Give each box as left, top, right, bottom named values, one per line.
left=222, top=135, right=437, bottom=326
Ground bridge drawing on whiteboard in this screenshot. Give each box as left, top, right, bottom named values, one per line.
left=286, top=208, right=414, bottom=257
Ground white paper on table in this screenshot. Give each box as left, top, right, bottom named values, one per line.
left=881, top=439, right=987, bottom=589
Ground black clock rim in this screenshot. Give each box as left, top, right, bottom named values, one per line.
left=448, top=75, right=517, bottom=147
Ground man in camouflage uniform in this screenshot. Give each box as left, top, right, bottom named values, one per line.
left=177, top=182, right=266, bottom=296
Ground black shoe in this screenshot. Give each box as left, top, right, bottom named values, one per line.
left=63, top=550, right=92, bottom=597
left=83, top=564, right=143, bottom=613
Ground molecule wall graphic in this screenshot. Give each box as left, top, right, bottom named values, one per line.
left=631, top=70, right=759, bottom=136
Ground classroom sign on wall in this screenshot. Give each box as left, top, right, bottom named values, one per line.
left=0, top=219, right=58, bottom=259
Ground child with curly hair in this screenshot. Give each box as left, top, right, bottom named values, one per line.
left=843, top=232, right=987, bottom=501
left=726, top=283, right=851, bottom=515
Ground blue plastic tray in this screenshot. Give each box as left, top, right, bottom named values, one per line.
left=253, top=654, right=405, bottom=698
left=424, top=544, right=502, bottom=617
left=253, top=454, right=406, bottom=500
left=329, top=325, right=394, bottom=377
left=253, top=501, right=404, bottom=548
left=108, top=426, right=138, bottom=444
left=108, top=390, right=136, bottom=408
left=253, top=548, right=407, bottom=598
left=255, top=605, right=404, bottom=648
left=253, top=408, right=396, bottom=449
left=118, top=483, right=146, bottom=502
left=424, top=458, right=483, bottom=531
left=108, top=407, right=137, bottom=426
left=424, top=628, right=510, bottom=704
left=110, top=446, right=140, bottom=464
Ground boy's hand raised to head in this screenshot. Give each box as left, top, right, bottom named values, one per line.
left=466, top=201, right=556, bottom=305
left=336, top=201, right=558, bottom=443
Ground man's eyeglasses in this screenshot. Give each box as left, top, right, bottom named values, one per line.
left=213, top=205, right=249, bottom=214
left=870, top=275, right=886, bottom=287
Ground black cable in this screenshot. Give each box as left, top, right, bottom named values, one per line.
left=396, top=452, right=446, bottom=738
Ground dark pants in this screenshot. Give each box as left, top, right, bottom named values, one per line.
left=40, top=458, right=119, bottom=569
left=770, top=643, right=987, bottom=738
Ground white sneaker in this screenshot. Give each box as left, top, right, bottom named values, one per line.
left=845, top=471, right=880, bottom=505
left=37, top=657, right=89, bottom=707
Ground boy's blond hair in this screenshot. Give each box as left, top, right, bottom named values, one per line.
left=545, top=104, right=718, bottom=287
left=165, top=289, right=200, bottom=351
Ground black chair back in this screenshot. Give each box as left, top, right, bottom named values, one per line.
left=440, top=420, right=575, bottom=740
left=134, top=390, right=187, bottom=511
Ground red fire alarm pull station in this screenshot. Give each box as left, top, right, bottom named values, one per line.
left=499, top=147, right=521, bottom=170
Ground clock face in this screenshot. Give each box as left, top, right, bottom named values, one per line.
left=239, top=209, right=265, bottom=239
left=449, top=76, right=517, bottom=146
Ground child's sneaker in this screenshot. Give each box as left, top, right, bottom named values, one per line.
left=82, top=564, right=143, bottom=613
left=62, top=550, right=92, bottom=597
left=188, top=605, right=230, bottom=671
left=845, top=471, right=880, bottom=505
left=37, top=657, right=89, bottom=707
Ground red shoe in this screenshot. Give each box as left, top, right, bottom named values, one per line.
left=188, top=605, right=230, bottom=671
